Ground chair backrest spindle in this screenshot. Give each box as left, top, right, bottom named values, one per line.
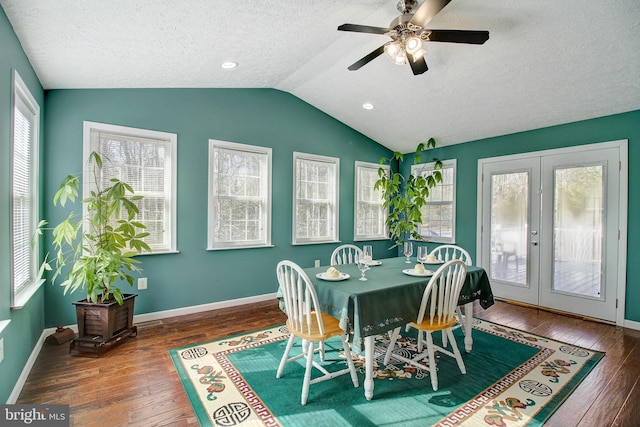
left=330, top=244, right=363, bottom=266
left=429, top=245, right=473, bottom=266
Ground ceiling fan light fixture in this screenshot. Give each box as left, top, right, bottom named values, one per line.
left=404, top=35, right=422, bottom=54
left=384, top=41, right=407, bottom=65
left=393, top=51, right=407, bottom=65
left=384, top=41, right=401, bottom=59
left=412, top=48, right=426, bottom=60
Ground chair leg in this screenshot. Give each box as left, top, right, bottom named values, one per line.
left=418, top=330, right=426, bottom=352
left=426, top=332, right=438, bottom=391
left=301, top=341, right=315, bottom=405
left=341, top=335, right=359, bottom=387
left=276, top=334, right=296, bottom=378
left=446, top=329, right=467, bottom=375
left=456, top=306, right=465, bottom=336
left=383, top=327, right=401, bottom=365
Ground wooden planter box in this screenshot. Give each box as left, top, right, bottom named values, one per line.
left=70, top=293, right=138, bottom=357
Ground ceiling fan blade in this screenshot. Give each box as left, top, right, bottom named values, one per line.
left=410, top=0, right=452, bottom=27
left=338, top=23, right=390, bottom=35
left=408, top=54, right=428, bottom=75
left=424, top=29, right=489, bottom=44
left=347, top=45, right=386, bottom=71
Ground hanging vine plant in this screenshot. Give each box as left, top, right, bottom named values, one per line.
left=375, top=137, right=442, bottom=248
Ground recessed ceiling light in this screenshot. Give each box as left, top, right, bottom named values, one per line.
left=221, top=61, right=238, bottom=69
left=362, top=103, right=374, bottom=110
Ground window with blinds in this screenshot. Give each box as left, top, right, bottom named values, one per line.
left=412, top=159, right=457, bottom=243
left=84, top=122, right=177, bottom=253
left=293, top=152, right=339, bottom=245
left=354, top=161, right=389, bottom=240
left=10, top=70, right=42, bottom=308
left=208, top=140, right=272, bottom=249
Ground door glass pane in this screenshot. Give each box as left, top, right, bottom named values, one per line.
left=490, top=172, right=528, bottom=285
left=553, top=165, right=604, bottom=297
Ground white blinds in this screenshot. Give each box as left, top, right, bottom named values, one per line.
left=11, top=73, right=39, bottom=304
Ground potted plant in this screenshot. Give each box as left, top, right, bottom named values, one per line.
left=41, top=151, right=150, bottom=355
left=375, top=138, right=442, bottom=249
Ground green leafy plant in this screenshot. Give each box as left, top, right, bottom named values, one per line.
left=375, top=138, right=442, bottom=248
left=41, top=152, right=151, bottom=305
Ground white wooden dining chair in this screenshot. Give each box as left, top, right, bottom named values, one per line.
left=429, top=245, right=473, bottom=336
left=429, top=244, right=473, bottom=265
left=276, top=260, right=359, bottom=405
left=384, top=260, right=468, bottom=391
left=330, top=244, right=363, bottom=266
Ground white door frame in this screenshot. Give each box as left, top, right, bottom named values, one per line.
left=476, top=140, right=628, bottom=326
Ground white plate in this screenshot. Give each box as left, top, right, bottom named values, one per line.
left=426, top=259, right=443, bottom=265
left=367, top=260, right=382, bottom=266
left=402, top=268, right=434, bottom=277
left=316, top=272, right=350, bottom=281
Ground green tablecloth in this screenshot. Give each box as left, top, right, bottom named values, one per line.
left=304, top=257, right=494, bottom=350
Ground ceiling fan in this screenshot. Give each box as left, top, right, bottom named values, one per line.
left=338, top=0, right=489, bottom=75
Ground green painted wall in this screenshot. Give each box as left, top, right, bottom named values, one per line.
left=403, top=110, right=640, bottom=322
left=42, top=88, right=393, bottom=326
left=0, top=6, right=46, bottom=403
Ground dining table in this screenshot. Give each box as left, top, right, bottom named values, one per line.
left=302, top=256, right=494, bottom=400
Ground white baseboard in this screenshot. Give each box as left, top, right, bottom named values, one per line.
left=624, top=318, right=640, bottom=331
left=7, top=328, right=50, bottom=404
left=7, top=293, right=277, bottom=404
left=131, top=292, right=277, bottom=324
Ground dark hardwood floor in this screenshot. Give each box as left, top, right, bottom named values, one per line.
left=16, top=299, right=640, bottom=426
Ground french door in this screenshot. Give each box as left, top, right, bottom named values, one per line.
left=478, top=141, right=627, bottom=323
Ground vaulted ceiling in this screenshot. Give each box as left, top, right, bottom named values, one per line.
left=2, top=0, right=639, bottom=152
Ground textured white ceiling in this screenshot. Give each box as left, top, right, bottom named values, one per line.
left=2, top=0, right=639, bottom=152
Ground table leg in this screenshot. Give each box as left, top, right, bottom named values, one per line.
left=364, top=335, right=375, bottom=400
left=463, top=302, right=473, bottom=352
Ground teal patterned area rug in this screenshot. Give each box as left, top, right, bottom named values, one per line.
left=169, top=319, right=603, bottom=426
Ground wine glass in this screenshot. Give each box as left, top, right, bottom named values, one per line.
left=357, top=253, right=370, bottom=281
left=363, top=245, right=373, bottom=265
left=417, top=246, right=428, bottom=266
left=403, top=241, right=413, bottom=264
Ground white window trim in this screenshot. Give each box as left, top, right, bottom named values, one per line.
left=10, top=70, right=43, bottom=309
left=292, top=152, right=340, bottom=245
left=83, top=121, right=178, bottom=254
left=354, top=161, right=389, bottom=241
left=412, top=159, right=457, bottom=244
left=207, top=139, right=273, bottom=250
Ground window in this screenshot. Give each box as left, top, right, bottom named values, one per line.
left=293, top=152, right=339, bottom=245
left=412, top=159, right=456, bottom=243
left=354, top=161, right=389, bottom=240
left=208, top=140, right=272, bottom=249
left=84, top=122, right=177, bottom=253
left=10, top=70, right=42, bottom=308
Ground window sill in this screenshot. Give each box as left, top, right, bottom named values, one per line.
left=136, top=249, right=181, bottom=256
left=354, top=236, right=389, bottom=242
left=11, top=278, right=45, bottom=310
left=207, top=244, right=275, bottom=251
left=0, top=320, right=10, bottom=334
